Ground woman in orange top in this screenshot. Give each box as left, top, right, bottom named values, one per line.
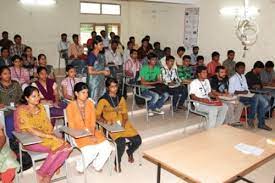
left=66, top=82, right=112, bottom=173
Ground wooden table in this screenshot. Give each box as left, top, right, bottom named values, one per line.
left=143, top=126, right=275, bottom=183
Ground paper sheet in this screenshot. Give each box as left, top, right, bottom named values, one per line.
left=234, top=143, right=264, bottom=156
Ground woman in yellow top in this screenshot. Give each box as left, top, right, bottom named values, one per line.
left=66, top=82, right=112, bottom=173
left=14, top=86, right=72, bottom=183
left=96, top=77, right=142, bottom=172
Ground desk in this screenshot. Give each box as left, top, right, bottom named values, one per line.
left=13, top=131, right=42, bottom=146
left=59, top=126, right=92, bottom=138
left=143, top=126, right=275, bottom=183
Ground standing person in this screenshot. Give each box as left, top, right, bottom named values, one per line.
left=190, top=46, right=199, bottom=65
left=96, top=78, right=142, bottom=172
left=189, top=66, right=228, bottom=129
left=87, top=36, right=110, bottom=103
left=175, top=46, right=185, bottom=66
left=86, top=31, right=97, bottom=53
left=210, top=66, right=244, bottom=124
left=10, top=55, right=30, bottom=89
left=207, top=51, right=221, bottom=78
left=0, top=47, right=12, bottom=67
left=14, top=86, right=72, bottom=183
left=100, top=30, right=109, bottom=49
left=66, top=82, right=112, bottom=173
left=61, top=65, right=81, bottom=101
left=9, top=34, right=26, bottom=57
left=0, top=31, right=13, bottom=49
left=113, top=35, right=124, bottom=55
left=57, top=33, right=70, bottom=66
left=229, top=62, right=272, bottom=131
left=223, top=50, right=236, bottom=78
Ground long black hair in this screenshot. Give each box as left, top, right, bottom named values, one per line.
left=73, top=82, right=89, bottom=98
left=20, top=86, right=39, bottom=105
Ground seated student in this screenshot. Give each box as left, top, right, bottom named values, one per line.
left=129, top=36, right=139, bottom=50
left=86, top=31, right=96, bottom=54
left=260, top=61, right=275, bottom=86
left=223, top=50, right=236, bottom=78
left=38, top=54, right=55, bottom=80
left=14, top=86, right=72, bottom=183
left=175, top=46, right=185, bottom=66
left=113, top=35, right=124, bottom=55
left=210, top=66, right=244, bottom=124
left=0, top=66, right=22, bottom=140
left=22, top=46, right=37, bottom=70
left=61, top=65, right=81, bottom=101
left=123, top=41, right=133, bottom=63
left=229, top=62, right=272, bottom=131
left=105, top=40, right=123, bottom=78
left=0, top=123, right=19, bottom=183
left=140, top=53, right=169, bottom=116
left=32, top=67, right=65, bottom=120
left=153, top=42, right=164, bottom=60
left=178, top=55, right=193, bottom=80
left=87, top=36, right=110, bottom=103
left=137, top=38, right=150, bottom=61
left=189, top=66, right=228, bottom=129
left=0, top=31, right=13, bottom=49
left=0, top=47, right=11, bottom=67
left=124, top=49, right=141, bottom=84
left=207, top=51, right=221, bottom=78
left=190, top=46, right=199, bottom=65
left=196, top=55, right=205, bottom=66
left=68, top=34, right=87, bottom=75
left=160, top=47, right=171, bottom=67
left=161, top=56, right=187, bottom=111
left=10, top=55, right=30, bottom=89
left=66, top=82, right=112, bottom=173
left=9, top=34, right=26, bottom=57
left=96, top=78, right=142, bottom=172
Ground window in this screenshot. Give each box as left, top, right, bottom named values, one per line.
left=80, top=23, right=120, bottom=45
left=80, top=2, right=121, bottom=15
left=80, top=2, right=100, bottom=14
left=102, top=4, right=121, bottom=15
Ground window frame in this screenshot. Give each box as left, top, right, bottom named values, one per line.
left=80, top=1, right=121, bottom=16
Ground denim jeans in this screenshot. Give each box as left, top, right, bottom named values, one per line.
left=167, top=85, right=188, bottom=108
left=239, top=94, right=269, bottom=127
left=141, top=90, right=169, bottom=110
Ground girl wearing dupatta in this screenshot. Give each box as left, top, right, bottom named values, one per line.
left=14, top=86, right=71, bottom=183
left=66, top=82, right=112, bottom=173
left=31, top=66, right=66, bottom=120
left=96, top=77, right=142, bottom=172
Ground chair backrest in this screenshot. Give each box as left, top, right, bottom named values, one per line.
left=0, top=111, right=9, bottom=145
left=63, top=109, right=77, bottom=147
left=43, top=104, right=51, bottom=119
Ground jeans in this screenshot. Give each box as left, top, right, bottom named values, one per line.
left=239, top=94, right=269, bottom=127
left=167, top=85, right=188, bottom=108
left=141, top=90, right=169, bottom=110
left=115, top=135, right=142, bottom=165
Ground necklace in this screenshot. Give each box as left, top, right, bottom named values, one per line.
left=14, top=67, right=22, bottom=80
left=199, top=80, right=208, bottom=96
left=76, top=101, right=86, bottom=125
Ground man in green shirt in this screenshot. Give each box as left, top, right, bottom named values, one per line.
left=178, top=55, right=192, bottom=80
left=140, top=53, right=169, bottom=116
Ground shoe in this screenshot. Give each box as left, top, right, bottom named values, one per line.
left=177, top=105, right=187, bottom=111
left=258, top=125, right=272, bottom=131
left=148, top=109, right=154, bottom=117
left=127, top=150, right=134, bottom=163
left=247, top=119, right=255, bottom=128
left=153, top=108, right=165, bottom=115
left=114, top=164, right=122, bottom=173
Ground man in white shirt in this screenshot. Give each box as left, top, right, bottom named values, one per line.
left=189, top=65, right=228, bottom=129
left=100, top=30, right=109, bottom=48
left=229, top=62, right=272, bottom=131
left=57, top=33, right=70, bottom=65
left=175, top=46, right=185, bottom=66
left=105, top=40, right=123, bottom=78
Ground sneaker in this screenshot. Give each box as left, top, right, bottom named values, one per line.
left=153, top=108, right=165, bottom=115
left=148, top=110, right=154, bottom=117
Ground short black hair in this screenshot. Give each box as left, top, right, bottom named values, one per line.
left=93, top=35, right=103, bottom=45
left=38, top=54, right=46, bottom=61
left=141, top=38, right=149, bottom=43
left=147, top=52, right=157, bottom=60
left=91, top=31, right=96, bottom=35
left=105, top=77, right=118, bottom=88
left=37, top=66, right=47, bottom=74
left=14, top=34, right=21, bottom=40
left=0, top=66, right=10, bottom=75
left=24, top=46, right=32, bottom=52
left=130, top=49, right=138, bottom=55
left=166, top=55, right=175, bottom=61
left=163, top=47, right=171, bottom=52
left=61, top=33, right=67, bottom=37
left=227, top=50, right=235, bottom=55
left=1, top=47, right=9, bottom=53
left=177, top=46, right=185, bottom=53
left=211, top=51, right=220, bottom=58
left=129, top=36, right=135, bottom=40
left=253, top=61, right=264, bottom=69
left=235, top=62, right=245, bottom=69
left=265, top=61, right=274, bottom=68
left=215, top=65, right=226, bottom=73
left=66, top=64, right=75, bottom=72
left=2, top=31, right=8, bottom=35
left=72, top=34, right=78, bottom=39
left=11, top=55, right=22, bottom=62
left=183, top=55, right=191, bottom=60
left=100, top=30, right=106, bottom=34
left=197, top=55, right=204, bottom=61
left=196, top=65, right=207, bottom=74
left=153, top=42, right=160, bottom=47
left=127, top=41, right=132, bottom=46
left=193, top=46, right=199, bottom=49
left=111, top=40, right=119, bottom=45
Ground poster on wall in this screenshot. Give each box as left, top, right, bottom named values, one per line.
left=184, top=8, right=199, bottom=51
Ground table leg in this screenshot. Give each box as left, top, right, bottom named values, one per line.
left=157, top=163, right=161, bottom=183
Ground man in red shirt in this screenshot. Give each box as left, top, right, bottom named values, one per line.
left=207, top=51, right=221, bottom=78
left=86, top=31, right=97, bottom=53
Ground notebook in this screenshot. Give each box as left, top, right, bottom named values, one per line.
left=97, top=121, right=125, bottom=133
left=13, top=132, right=42, bottom=146
left=59, top=127, right=92, bottom=138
